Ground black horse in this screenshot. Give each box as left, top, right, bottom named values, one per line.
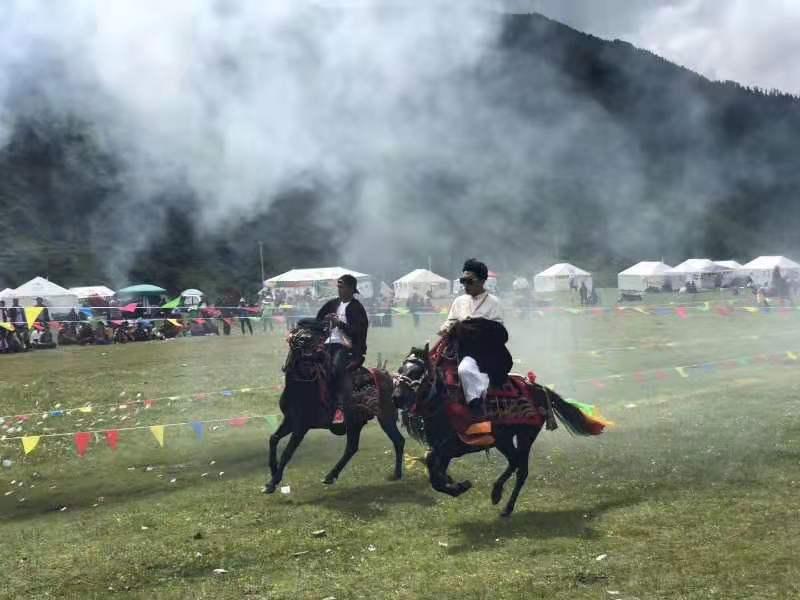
left=393, top=344, right=607, bottom=517
left=265, top=319, right=404, bottom=493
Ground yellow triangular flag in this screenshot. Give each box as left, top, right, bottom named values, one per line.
left=675, top=367, right=689, bottom=378
left=25, top=306, right=44, bottom=329
left=787, top=351, right=798, bottom=361
left=0, top=322, right=14, bottom=331
left=77, top=406, right=93, bottom=413
left=21, top=435, right=41, bottom=454
left=150, top=425, right=165, bottom=447
left=167, top=319, right=181, bottom=327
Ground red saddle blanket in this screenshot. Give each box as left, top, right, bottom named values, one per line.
left=441, top=365, right=546, bottom=437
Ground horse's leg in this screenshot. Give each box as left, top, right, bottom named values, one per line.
left=323, top=420, right=365, bottom=484
left=501, top=428, right=539, bottom=517
left=491, top=430, right=518, bottom=506
left=265, top=427, right=308, bottom=494
left=378, top=414, right=405, bottom=481
left=426, top=449, right=472, bottom=497
left=268, top=417, right=292, bottom=476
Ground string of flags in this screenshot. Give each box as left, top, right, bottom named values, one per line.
left=559, top=348, right=800, bottom=391
left=6, top=413, right=284, bottom=457
left=0, top=385, right=273, bottom=423
left=3, top=300, right=798, bottom=334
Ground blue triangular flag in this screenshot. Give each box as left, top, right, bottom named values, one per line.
left=191, top=421, right=205, bottom=440
left=79, top=307, right=93, bottom=317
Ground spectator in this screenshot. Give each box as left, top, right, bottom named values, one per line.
left=239, top=298, right=254, bottom=335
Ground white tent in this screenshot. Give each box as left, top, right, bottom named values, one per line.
left=393, top=269, right=450, bottom=300
left=0, top=287, right=13, bottom=300
left=741, top=256, right=800, bottom=286
left=618, top=261, right=674, bottom=292
left=264, top=267, right=373, bottom=299
left=534, top=263, right=592, bottom=293
left=713, top=261, right=744, bottom=286
left=69, top=286, right=115, bottom=300
left=10, top=276, right=79, bottom=312
left=670, top=259, right=726, bottom=289
left=180, top=288, right=204, bottom=306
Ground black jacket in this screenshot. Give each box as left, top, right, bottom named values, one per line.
left=316, top=297, right=369, bottom=363
left=453, top=318, right=513, bottom=386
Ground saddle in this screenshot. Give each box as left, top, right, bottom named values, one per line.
left=432, top=342, right=547, bottom=447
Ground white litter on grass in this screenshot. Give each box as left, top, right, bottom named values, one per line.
left=212, top=568, right=228, bottom=575
left=280, top=485, right=291, bottom=495
left=367, top=545, right=376, bottom=552
left=169, top=478, right=177, bottom=484
left=438, top=541, right=449, bottom=548
left=141, top=526, right=149, bottom=530
left=624, top=403, right=637, bottom=409
left=596, top=553, right=608, bottom=561
left=201, top=473, right=209, bottom=478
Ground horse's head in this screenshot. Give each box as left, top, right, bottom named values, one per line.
left=392, top=343, right=433, bottom=411
left=284, top=318, right=330, bottom=381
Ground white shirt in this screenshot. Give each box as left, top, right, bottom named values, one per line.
left=440, top=291, right=503, bottom=333
left=326, top=301, right=351, bottom=346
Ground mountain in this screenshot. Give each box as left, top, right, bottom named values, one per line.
left=2, top=11, right=799, bottom=295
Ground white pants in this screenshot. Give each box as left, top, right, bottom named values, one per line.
left=458, top=356, right=490, bottom=402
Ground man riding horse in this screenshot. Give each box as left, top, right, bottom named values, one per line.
left=316, top=274, right=370, bottom=422
left=439, top=258, right=513, bottom=416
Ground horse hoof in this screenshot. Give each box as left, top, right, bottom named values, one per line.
left=457, top=480, right=472, bottom=494
left=491, top=485, right=503, bottom=505
left=388, top=472, right=402, bottom=481
left=263, top=483, right=277, bottom=494
left=500, top=507, right=514, bottom=518
left=322, top=476, right=336, bottom=485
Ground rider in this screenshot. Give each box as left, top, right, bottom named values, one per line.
left=316, top=274, right=369, bottom=421
left=439, top=258, right=511, bottom=416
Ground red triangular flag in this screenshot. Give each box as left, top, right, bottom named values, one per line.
left=675, top=307, right=688, bottom=319
left=75, top=431, right=92, bottom=457
left=105, top=430, right=119, bottom=450
left=228, top=416, right=249, bottom=427
left=121, top=302, right=138, bottom=313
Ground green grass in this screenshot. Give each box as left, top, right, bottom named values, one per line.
left=2, top=309, right=800, bottom=599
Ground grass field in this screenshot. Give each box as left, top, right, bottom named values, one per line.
left=2, top=302, right=800, bottom=599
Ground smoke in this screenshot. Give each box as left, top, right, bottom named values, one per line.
left=1, top=1, right=796, bottom=289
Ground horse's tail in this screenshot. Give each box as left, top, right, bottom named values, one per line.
left=549, top=391, right=612, bottom=436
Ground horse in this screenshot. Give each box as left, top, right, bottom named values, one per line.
left=264, top=318, right=405, bottom=493
left=392, top=342, right=609, bottom=517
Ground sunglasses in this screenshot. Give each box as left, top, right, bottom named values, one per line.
left=459, top=277, right=479, bottom=285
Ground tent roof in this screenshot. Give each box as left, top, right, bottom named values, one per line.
left=394, top=269, right=449, bottom=285
left=671, top=259, right=725, bottom=273
left=714, top=260, right=743, bottom=270
left=69, top=286, right=115, bottom=299
left=618, top=261, right=673, bottom=276
left=117, top=284, right=167, bottom=295
left=535, top=263, right=591, bottom=277
left=13, top=276, right=74, bottom=297
left=266, top=267, right=369, bottom=284
left=181, top=288, right=204, bottom=297
left=0, top=287, right=13, bottom=298
left=741, top=255, right=800, bottom=270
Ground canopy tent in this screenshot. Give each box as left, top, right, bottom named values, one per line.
left=534, top=263, right=592, bottom=293
left=512, top=277, right=530, bottom=291
left=69, top=286, right=115, bottom=300
left=9, top=276, right=79, bottom=313
left=264, top=267, right=373, bottom=299
left=670, top=259, right=726, bottom=289
left=617, top=261, right=674, bottom=292
left=0, top=287, right=13, bottom=300
left=393, top=269, right=450, bottom=300
left=741, top=256, right=800, bottom=286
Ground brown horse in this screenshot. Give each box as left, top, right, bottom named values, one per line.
left=392, top=343, right=608, bottom=517
left=264, top=319, right=404, bottom=493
